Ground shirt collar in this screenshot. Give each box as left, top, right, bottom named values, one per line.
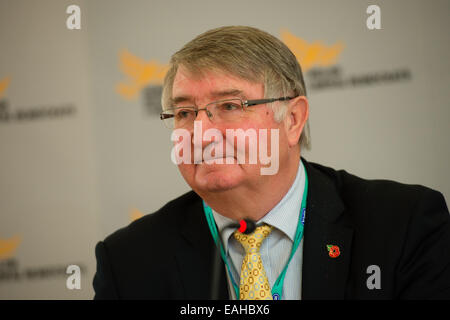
left=212, top=159, right=305, bottom=250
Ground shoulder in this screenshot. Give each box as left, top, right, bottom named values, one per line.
left=93, top=190, right=203, bottom=299
left=101, top=190, right=201, bottom=252
left=305, top=159, right=449, bottom=236
left=306, top=160, right=447, bottom=213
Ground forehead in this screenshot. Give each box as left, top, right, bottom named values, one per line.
left=172, top=66, right=264, bottom=103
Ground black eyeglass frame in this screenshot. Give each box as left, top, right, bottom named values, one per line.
left=159, top=96, right=298, bottom=122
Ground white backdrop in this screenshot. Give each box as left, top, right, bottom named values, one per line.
left=0, top=0, right=449, bottom=299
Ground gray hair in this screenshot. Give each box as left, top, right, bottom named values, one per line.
left=161, top=26, right=311, bottom=150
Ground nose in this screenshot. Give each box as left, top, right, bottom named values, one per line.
left=195, top=107, right=212, bottom=121
left=190, top=108, right=225, bottom=152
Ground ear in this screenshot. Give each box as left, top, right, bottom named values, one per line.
left=284, top=96, right=309, bottom=148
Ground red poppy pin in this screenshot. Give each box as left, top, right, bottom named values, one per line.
left=327, top=245, right=340, bottom=258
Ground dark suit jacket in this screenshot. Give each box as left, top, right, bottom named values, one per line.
left=93, top=159, right=450, bottom=299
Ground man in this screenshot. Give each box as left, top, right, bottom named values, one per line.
left=93, top=26, right=450, bottom=299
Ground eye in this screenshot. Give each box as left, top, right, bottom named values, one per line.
left=219, top=102, right=241, bottom=111
left=174, top=108, right=195, bottom=119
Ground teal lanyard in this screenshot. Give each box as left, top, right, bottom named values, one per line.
left=203, top=167, right=308, bottom=300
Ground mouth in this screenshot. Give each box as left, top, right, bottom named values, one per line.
left=195, top=155, right=237, bottom=164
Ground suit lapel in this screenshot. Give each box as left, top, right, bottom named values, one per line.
left=175, top=194, right=229, bottom=299
left=301, top=159, right=354, bottom=299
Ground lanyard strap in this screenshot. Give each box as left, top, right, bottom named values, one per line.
left=204, top=203, right=240, bottom=298
left=203, top=165, right=308, bottom=300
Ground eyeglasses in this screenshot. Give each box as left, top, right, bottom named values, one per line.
left=160, top=96, right=297, bottom=129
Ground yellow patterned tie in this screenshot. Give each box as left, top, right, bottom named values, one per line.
left=234, top=224, right=273, bottom=300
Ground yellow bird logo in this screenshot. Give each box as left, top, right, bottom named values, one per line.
left=0, top=235, right=21, bottom=260
left=281, top=29, right=344, bottom=71
left=116, top=50, right=169, bottom=100
left=0, top=76, right=11, bottom=99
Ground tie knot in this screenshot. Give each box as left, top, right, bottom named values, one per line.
left=234, top=224, right=273, bottom=252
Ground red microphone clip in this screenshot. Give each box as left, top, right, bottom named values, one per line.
left=238, top=219, right=247, bottom=233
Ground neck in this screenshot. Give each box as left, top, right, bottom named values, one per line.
left=199, top=153, right=301, bottom=222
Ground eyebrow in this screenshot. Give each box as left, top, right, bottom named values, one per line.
left=211, top=89, right=245, bottom=99
left=171, top=89, right=246, bottom=106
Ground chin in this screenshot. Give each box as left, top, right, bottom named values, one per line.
left=193, top=163, right=245, bottom=192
